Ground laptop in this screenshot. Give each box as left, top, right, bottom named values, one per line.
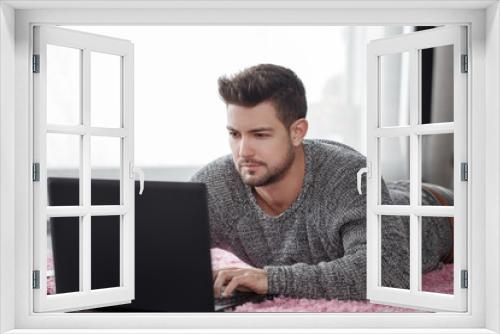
left=47, top=177, right=273, bottom=312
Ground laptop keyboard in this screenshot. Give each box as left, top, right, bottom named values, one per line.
left=214, top=291, right=274, bottom=312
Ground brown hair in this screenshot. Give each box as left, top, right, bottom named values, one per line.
left=217, top=64, right=307, bottom=128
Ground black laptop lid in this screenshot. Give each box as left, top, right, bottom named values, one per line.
left=48, top=177, right=215, bottom=312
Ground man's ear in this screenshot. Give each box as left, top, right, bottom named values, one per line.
left=290, top=118, right=308, bottom=146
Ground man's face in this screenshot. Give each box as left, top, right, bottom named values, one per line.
left=226, top=101, right=295, bottom=187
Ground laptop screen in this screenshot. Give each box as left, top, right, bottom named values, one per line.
left=48, top=178, right=215, bottom=312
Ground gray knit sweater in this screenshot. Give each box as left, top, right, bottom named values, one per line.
left=190, top=139, right=453, bottom=300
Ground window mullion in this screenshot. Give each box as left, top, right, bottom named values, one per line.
left=81, top=48, right=91, bottom=293
left=409, top=47, right=420, bottom=211
left=121, top=47, right=134, bottom=290
left=408, top=48, right=420, bottom=293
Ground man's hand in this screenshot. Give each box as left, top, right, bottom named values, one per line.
left=213, top=267, right=268, bottom=298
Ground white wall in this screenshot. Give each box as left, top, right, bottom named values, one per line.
left=485, top=3, right=500, bottom=333
left=0, top=2, right=16, bottom=333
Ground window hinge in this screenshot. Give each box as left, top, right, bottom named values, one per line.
left=461, top=54, right=468, bottom=73
left=32, top=163, right=40, bottom=182
left=32, top=55, right=40, bottom=73
left=32, top=270, right=40, bottom=289
left=461, top=162, right=468, bottom=181
left=461, top=270, right=468, bottom=289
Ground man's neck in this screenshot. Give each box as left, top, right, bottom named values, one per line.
left=253, top=145, right=306, bottom=216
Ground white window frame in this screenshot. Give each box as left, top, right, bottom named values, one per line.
left=0, top=1, right=498, bottom=333
left=366, top=26, right=468, bottom=312
left=32, top=25, right=135, bottom=312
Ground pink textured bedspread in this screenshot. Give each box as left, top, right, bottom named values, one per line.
left=47, top=248, right=453, bottom=312
left=211, top=248, right=453, bottom=313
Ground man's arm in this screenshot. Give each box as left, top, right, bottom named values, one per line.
left=264, top=217, right=367, bottom=300
left=262, top=214, right=409, bottom=300
left=262, top=176, right=409, bottom=300
left=258, top=157, right=371, bottom=301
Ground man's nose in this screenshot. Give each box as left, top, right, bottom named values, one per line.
left=238, top=137, right=254, bottom=158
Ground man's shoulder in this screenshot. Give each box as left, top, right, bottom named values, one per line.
left=190, top=154, right=237, bottom=184
left=306, top=139, right=366, bottom=170
left=305, top=140, right=368, bottom=210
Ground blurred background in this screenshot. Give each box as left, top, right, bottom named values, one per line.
left=48, top=25, right=453, bottom=189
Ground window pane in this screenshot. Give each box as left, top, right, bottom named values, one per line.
left=47, top=44, right=81, bottom=125
left=421, top=216, right=454, bottom=295
left=47, top=133, right=81, bottom=206
left=91, top=52, right=121, bottom=128
left=49, top=216, right=80, bottom=294
left=420, top=45, right=454, bottom=124
left=422, top=133, right=454, bottom=206
left=91, top=215, right=120, bottom=290
left=380, top=215, right=410, bottom=290
left=379, top=136, right=410, bottom=205
left=91, top=137, right=121, bottom=205
left=379, top=52, right=410, bottom=127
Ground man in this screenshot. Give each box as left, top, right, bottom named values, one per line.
left=190, top=64, right=454, bottom=300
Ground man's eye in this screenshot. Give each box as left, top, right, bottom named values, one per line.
left=229, top=132, right=239, bottom=138
left=255, top=133, right=269, bottom=138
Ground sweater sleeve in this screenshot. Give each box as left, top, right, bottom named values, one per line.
left=263, top=159, right=410, bottom=300
left=264, top=216, right=367, bottom=300
left=262, top=157, right=369, bottom=300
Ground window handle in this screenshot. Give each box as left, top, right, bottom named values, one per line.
left=130, top=162, right=145, bottom=195
left=357, top=162, right=371, bottom=195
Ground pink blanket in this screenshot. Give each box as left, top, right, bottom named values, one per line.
left=47, top=248, right=453, bottom=312
left=211, top=248, right=453, bottom=312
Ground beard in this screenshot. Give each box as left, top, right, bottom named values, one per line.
left=237, top=142, right=295, bottom=187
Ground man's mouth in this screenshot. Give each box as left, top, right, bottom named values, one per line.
left=240, top=163, right=263, bottom=172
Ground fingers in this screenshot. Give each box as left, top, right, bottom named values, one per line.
left=213, top=267, right=266, bottom=298
left=213, top=268, right=238, bottom=298
left=223, top=275, right=249, bottom=297
left=212, top=266, right=240, bottom=281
